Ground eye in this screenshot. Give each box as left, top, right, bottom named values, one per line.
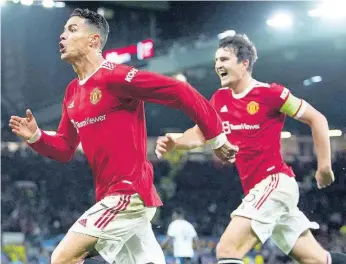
left=70, top=28, right=77, bottom=33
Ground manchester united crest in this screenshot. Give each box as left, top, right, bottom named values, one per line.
left=247, top=101, right=259, bottom=115
left=90, top=88, right=102, bottom=105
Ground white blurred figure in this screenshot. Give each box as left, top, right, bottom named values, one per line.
left=162, top=208, right=200, bottom=264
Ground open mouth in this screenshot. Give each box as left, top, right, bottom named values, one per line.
left=59, top=42, right=66, bottom=53
left=220, top=72, right=228, bottom=78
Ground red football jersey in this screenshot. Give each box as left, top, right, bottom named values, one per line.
left=29, top=61, right=224, bottom=206
left=210, top=80, right=296, bottom=194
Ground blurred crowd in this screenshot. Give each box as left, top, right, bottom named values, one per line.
left=1, top=145, right=346, bottom=264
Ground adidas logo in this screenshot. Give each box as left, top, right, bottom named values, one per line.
left=67, top=101, right=74, bottom=109
left=78, top=218, right=87, bottom=227
left=220, top=105, right=228, bottom=113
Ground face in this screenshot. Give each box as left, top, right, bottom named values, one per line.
left=59, top=16, right=99, bottom=63
left=214, top=47, right=249, bottom=87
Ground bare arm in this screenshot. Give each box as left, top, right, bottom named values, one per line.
left=296, top=103, right=331, bottom=170
left=174, top=125, right=206, bottom=150
left=280, top=92, right=334, bottom=188
left=280, top=93, right=331, bottom=170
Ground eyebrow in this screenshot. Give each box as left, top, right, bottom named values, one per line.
left=64, top=24, right=78, bottom=31
left=215, top=56, right=229, bottom=61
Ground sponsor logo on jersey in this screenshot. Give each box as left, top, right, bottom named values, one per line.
left=125, top=68, right=139, bottom=82
left=222, top=121, right=260, bottom=134
left=90, top=88, right=102, bottom=105
left=246, top=101, right=259, bottom=115
left=71, top=115, right=106, bottom=131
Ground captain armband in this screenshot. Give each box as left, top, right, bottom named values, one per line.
left=280, top=93, right=307, bottom=119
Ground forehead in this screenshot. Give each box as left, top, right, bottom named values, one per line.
left=215, top=47, right=236, bottom=59
left=64, top=16, right=87, bottom=29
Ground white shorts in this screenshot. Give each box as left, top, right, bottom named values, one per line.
left=69, top=194, right=165, bottom=264
left=231, top=173, right=319, bottom=254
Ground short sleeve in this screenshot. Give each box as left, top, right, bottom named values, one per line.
left=267, top=83, right=306, bottom=118
left=167, top=223, right=175, bottom=237
left=266, top=83, right=291, bottom=110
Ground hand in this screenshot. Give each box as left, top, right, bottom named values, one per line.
left=155, top=134, right=176, bottom=159
left=315, top=166, right=335, bottom=189
left=9, top=109, right=38, bottom=141
left=213, top=141, right=239, bottom=164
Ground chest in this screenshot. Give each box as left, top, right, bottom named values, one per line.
left=66, top=83, right=137, bottom=121
left=215, top=96, right=278, bottom=137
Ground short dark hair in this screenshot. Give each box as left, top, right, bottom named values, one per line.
left=218, top=34, right=258, bottom=73
left=70, top=8, right=110, bottom=50
left=173, top=207, right=185, bottom=218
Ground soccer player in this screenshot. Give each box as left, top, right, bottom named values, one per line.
left=161, top=208, right=200, bottom=264
left=8, top=9, right=238, bottom=264
left=155, top=34, right=346, bottom=264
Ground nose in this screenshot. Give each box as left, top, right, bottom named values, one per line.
left=60, top=32, right=66, bottom=41
left=215, top=60, right=222, bottom=69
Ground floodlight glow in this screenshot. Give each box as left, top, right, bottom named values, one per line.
left=266, top=13, right=293, bottom=29
left=311, top=76, right=322, bottom=83
left=281, top=131, right=292, bottom=139
left=42, top=0, right=54, bottom=8
left=20, top=0, right=33, bottom=5
left=308, top=1, right=346, bottom=19
left=328, top=130, right=342, bottom=137
left=54, top=1, right=65, bottom=8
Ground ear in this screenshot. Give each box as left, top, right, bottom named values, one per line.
left=242, top=59, right=249, bottom=70
left=89, top=34, right=101, bottom=48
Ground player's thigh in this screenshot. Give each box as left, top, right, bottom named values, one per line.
left=68, top=194, right=141, bottom=264
left=216, top=215, right=260, bottom=258
left=117, top=207, right=165, bottom=264
left=233, top=174, right=300, bottom=243
left=51, top=231, right=98, bottom=264
left=271, top=209, right=320, bottom=256
left=289, top=230, right=328, bottom=264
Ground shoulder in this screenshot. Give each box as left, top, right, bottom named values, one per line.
left=252, top=81, right=291, bottom=109
left=210, top=87, right=229, bottom=103
left=64, top=79, right=79, bottom=100
left=253, top=81, right=287, bottom=95
left=101, top=62, right=141, bottom=84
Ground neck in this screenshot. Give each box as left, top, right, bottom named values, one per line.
left=72, top=52, right=105, bottom=81
left=229, top=74, right=253, bottom=94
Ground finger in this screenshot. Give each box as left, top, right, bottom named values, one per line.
left=156, top=137, right=165, bottom=143
left=165, top=134, right=175, bottom=142
left=156, top=146, right=167, bottom=154
left=229, top=157, right=236, bottom=163
left=9, top=125, right=20, bottom=132
left=157, top=141, right=167, bottom=148
left=9, top=119, right=21, bottom=126
left=10, top=116, right=25, bottom=123
left=9, top=121, right=20, bottom=128
left=26, top=109, right=34, bottom=121
left=155, top=149, right=162, bottom=159
left=11, top=129, right=24, bottom=138
left=318, top=184, right=325, bottom=189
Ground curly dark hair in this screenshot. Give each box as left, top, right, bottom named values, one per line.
left=70, top=8, right=110, bottom=50
left=218, top=34, right=258, bottom=73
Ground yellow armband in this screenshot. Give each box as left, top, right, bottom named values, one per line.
left=280, top=93, right=307, bottom=118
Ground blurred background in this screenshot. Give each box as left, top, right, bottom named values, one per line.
left=1, top=1, right=346, bottom=264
